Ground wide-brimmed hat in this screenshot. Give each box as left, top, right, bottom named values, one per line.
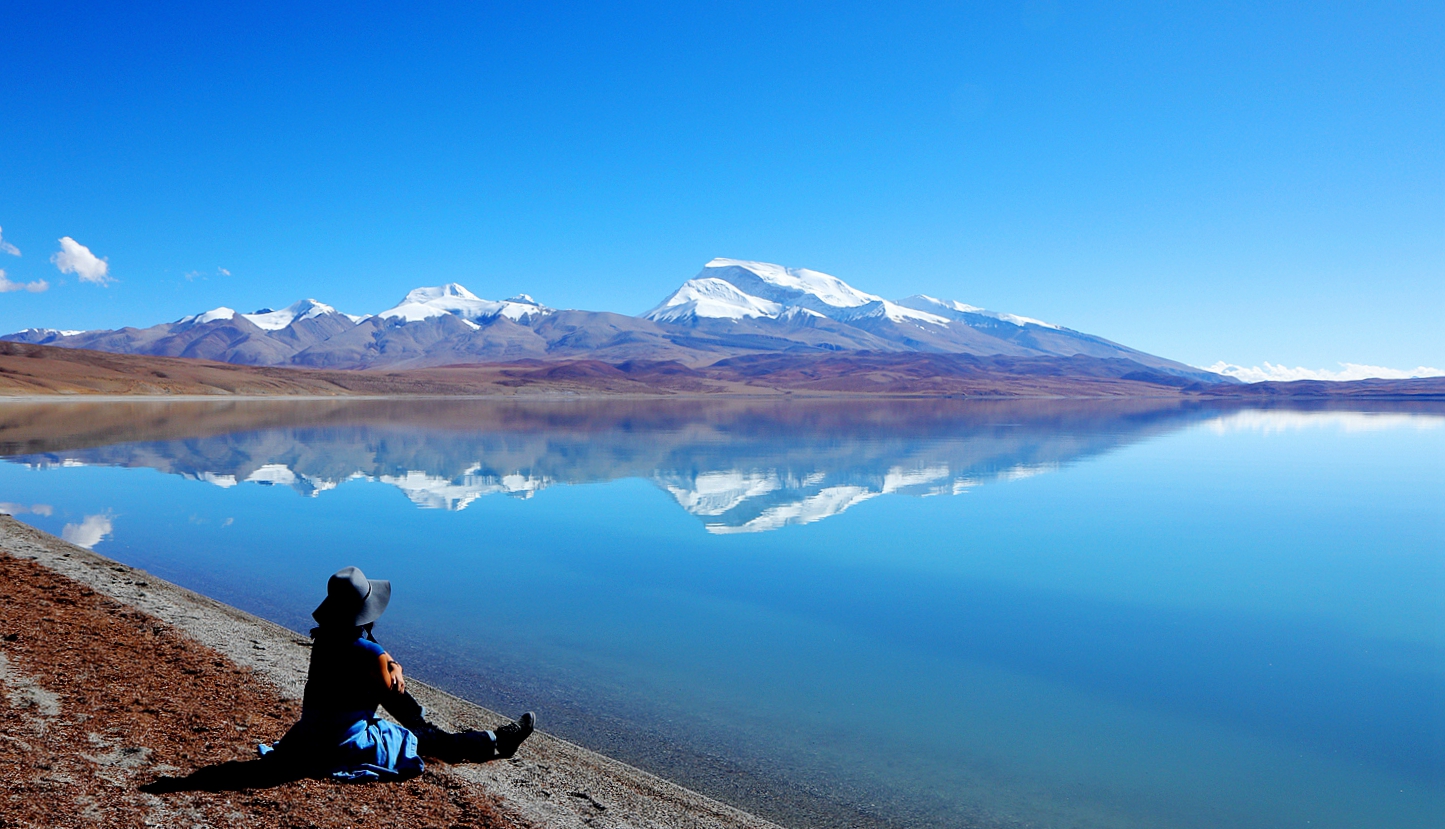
left=312, top=566, right=391, bottom=627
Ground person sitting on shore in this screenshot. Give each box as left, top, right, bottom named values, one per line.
left=259, top=566, right=535, bottom=781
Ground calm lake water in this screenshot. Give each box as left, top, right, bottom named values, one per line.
left=1, top=397, right=1441, bottom=829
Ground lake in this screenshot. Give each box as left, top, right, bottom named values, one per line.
left=1, top=397, right=1441, bottom=829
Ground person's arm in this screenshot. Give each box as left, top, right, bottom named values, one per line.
left=375, top=651, right=406, bottom=695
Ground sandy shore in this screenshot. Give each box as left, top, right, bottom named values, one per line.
left=0, top=516, right=783, bottom=829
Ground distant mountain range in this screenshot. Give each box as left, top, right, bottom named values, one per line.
left=4, top=257, right=1226, bottom=383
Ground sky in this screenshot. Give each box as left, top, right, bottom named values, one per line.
left=1, top=0, right=1440, bottom=374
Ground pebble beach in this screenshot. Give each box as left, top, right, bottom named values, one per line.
left=0, top=516, right=783, bottom=829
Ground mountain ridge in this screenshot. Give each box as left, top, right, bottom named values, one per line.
left=4, top=258, right=1226, bottom=383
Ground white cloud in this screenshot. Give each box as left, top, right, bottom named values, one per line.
left=0, top=226, right=20, bottom=256
left=0, top=503, right=56, bottom=516
left=61, top=512, right=114, bottom=549
left=1204, top=361, right=1445, bottom=383
left=185, top=266, right=231, bottom=282
left=0, top=269, right=48, bottom=293
left=51, top=236, right=112, bottom=285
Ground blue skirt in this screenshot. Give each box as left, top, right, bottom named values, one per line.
left=260, top=711, right=424, bottom=782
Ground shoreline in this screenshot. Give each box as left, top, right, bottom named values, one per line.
left=0, top=516, right=784, bottom=829
left=2, top=385, right=1442, bottom=403
left=15, top=340, right=1445, bottom=401
left=0, top=391, right=1189, bottom=402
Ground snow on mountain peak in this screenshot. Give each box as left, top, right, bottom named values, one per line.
left=5, top=327, right=87, bottom=344
left=833, top=300, right=951, bottom=326
left=496, top=297, right=552, bottom=321
left=703, top=258, right=882, bottom=310
left=178, top=307, right=238, bottom=326
left=173, top=298, right=360, bottom=331
left=402, top=283, right=482, bottom=304
left=18, top=327, right=84, bottom=337
left=379, top=284, right=553, bottom=324
left=646, top=277, right=783, bottom=322
left=777, top=306, right=825, bottom=321
left=646, top=259, right=951, bottom=326
left=241, top=298, right=345, bottom=331
left=81, top=283, right=547, bottom=337
left=895, top=295, right=1060, bottom=329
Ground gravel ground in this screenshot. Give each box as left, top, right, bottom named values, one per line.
left=0, top=516, right=783, bottom=829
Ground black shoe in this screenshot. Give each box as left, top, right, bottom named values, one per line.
left=494, top=712, right=535, bottom=758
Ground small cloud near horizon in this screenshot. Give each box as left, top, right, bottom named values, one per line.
left=0, top=503, right=55, bottom=516
left=1205, top=361, right=1445, bottom=383
left=185, top=266, right=232, bottom=281
left=61, top=512, right=114, bottom=548
left=0, top=269, right=49, bottom=293
left=0, top=226, right=20, bottom=256
left=51, top=236, right=113, bottom=285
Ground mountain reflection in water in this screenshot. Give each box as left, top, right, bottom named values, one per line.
left=4, top=397, right=1246, bottom=533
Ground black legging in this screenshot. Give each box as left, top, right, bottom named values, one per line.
left=381, top=689, right=497, bottom=762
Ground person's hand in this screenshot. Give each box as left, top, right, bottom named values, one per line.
left=378, top=653, right=406, bottom=695
left=387, top=658, right=405, bottom=695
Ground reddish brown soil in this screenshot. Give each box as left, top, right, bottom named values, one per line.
left=0, top=550, right=522, bottom=829
left=4, top=340, right=1439, bottom=400
left=0, top=341, right=1190, bottom=398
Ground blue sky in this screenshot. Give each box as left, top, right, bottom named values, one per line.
left=1, top=1, right=1440, bottom=372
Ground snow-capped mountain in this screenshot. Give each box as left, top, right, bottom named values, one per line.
left=376, top=284, right=552, bottom=325
left=2, top=258, right=1228, bottom=382
left=176, top=298, right=368, bottom=331
left=645, top=259, right=951, bottom=326
left=894, top=294, right=1060, bottom=330
left=243, top=298, right=369, bottom=329
left=7, top=327, right=84, bottom=343
left=637, top=259, right=1219, bottom=380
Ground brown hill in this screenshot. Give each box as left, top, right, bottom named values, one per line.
left=2, top=341, right=1439, bottom=399
left=0, top=342, right=1188, bottom=398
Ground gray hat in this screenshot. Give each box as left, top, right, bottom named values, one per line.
left=312, top=566, right=391, bottom=627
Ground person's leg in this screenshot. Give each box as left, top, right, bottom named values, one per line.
left=381, top=689, right=429, bottom=731
left=381, top=690, right=497, bottom=762
left=417, top=728, right=496, bottom=763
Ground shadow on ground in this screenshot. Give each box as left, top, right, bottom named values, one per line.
left=141, top=758, right=321, bottom=793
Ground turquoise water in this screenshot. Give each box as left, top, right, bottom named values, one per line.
left=1, top=399, right=1441, bottom=828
